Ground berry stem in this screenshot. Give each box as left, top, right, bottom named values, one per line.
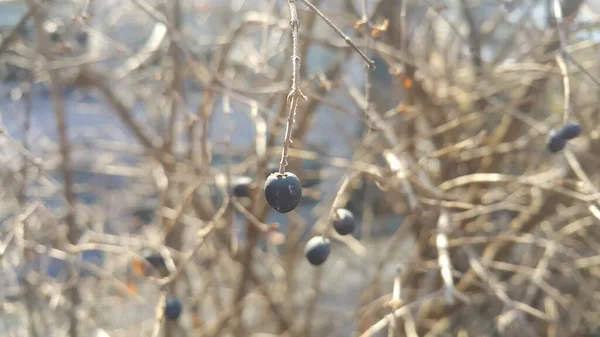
left=279, top=0, right=306, bottom=174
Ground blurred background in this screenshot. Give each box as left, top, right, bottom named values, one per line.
left=2, top=0, right=600, bottom=336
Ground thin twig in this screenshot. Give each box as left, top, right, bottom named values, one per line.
left=359, top=0, right=373, bottom=242
left=435, top=209, right=455, bottom=305
left=360, top=289, right=444, bottom=337
left=460, top=244, right=550, bottom=321
left=0, top=8, right=34, bottom=56
left=28, top=1, right=81, bottom=336
left=459, top=0, right=483, bottom=77
left=279, top=0, right=307, bottom=174
left=299, top=0, right=375, bottom=69
left=387, top=264, right=404, bottom=337
left=20, top=63, right=38, bottom=337
left=497, top=243, right=556, bottom=331
left=322, top=171, right=360, bottom=238
left=553, top=0, right=571, bottom=124
left=359, top=0, right=372, bottom=108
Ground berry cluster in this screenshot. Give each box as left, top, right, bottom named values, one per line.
left=304, top=208, right=356, bottom=266
left=135, top=252, right=182, bottom=321
left=547, top=122, right=582, bottom=153
left=260, top=163, right=358, bottom=266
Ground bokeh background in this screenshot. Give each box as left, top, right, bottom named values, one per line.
left=2, top=0, right=600, bottom=336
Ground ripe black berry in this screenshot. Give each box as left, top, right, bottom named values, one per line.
left=304, top=236, right=331, bottom=266
left=264, top=172, right=302, bottom=213
left=232, top=176, right=254, bottom=198
left=560, top=122, right=582, bottom=140
left=332, top=208, right=356, bottom=236
left=141, top=249, right=166, bottom=270
left=165, top=296, right=182, bottom=320
left=547, top=130, right=566, bottom=153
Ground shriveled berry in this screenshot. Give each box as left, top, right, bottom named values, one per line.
left=547, top=130, right=566, bottom=153
left=332, top=208, right=356, bottom=236
left=232, top=176, right=254, bottom=198
left=304, top=236, right=331, bottom=266
left=264, top=172, right=302, bottom=213
left=560, top=122, right=582, bottom=140
left=165, top=296, right=182, bottom=320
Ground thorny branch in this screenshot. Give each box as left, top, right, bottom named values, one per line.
left=279, top=0, right=307, bottom=174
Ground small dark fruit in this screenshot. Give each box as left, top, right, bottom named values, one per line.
left=560, top=122, right=582, bottom=140
left=332, top=208, right=356, bottom=236
left=547, top=130, right=566, bottom=153
left=232, top=176, right=254, bottom=198
left=264, top=172, right=302, bottom=213
left=165, top=296, right=183, bottom=320
left=141, top=249, right=166, bottom=270
left=304, top=236, right=331, bottom=266
left=132, top=207, right=154, bottom=225
left=75, top=31, right=89, bottom=46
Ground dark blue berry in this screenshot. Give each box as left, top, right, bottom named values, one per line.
left=141, top=249, right=166, bottom=270
left=232, top=176, right=254, bottom=198
left=547, top=130, right=566, bottom=153
left=304, top=236, right=331, bottom=266
left=50, top=32, right=61, bottom=43
left=75, top=31, right=88, bottom=46
left=560, top=122, right=582, bottom=140
left=165, top=296, right=182, bottom=320
left=133, top=207, right=154, bottom=225
left=264, top=172, right=302, bottom=213
left=332, top=209, right=356, bottom=236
